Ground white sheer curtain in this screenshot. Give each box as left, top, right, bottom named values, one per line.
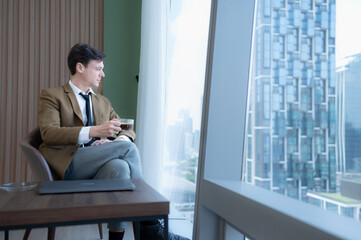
left=159, top=1, right=211, bottom=224
left=135, top=0, right=169, bottom=189
left=137, top=1, right=211, bottom=231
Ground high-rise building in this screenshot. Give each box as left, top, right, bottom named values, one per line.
left=245, top=0, right=336, bottom=201
left=336, top=53, right=361, bottom=174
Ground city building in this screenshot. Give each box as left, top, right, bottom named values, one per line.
left=307, top=191, right=361, bottom=220
left=307, top=175, right=361, bottom=220
left=336, top=53, right=361, bottom=174
left=245, top=0, right=337, bottom=201
left=163, top=109, right=199, bottom=222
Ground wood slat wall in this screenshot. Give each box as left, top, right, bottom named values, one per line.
left=0, top=0, right=104, bottom=184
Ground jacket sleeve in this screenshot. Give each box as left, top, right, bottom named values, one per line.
left=38, top=88, right=82, bottom=146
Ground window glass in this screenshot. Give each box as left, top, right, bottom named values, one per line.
left=301, top=37, right=312, bottom=61
left=286, top=78, right=298, bottom=103
left=301, top=0, right=313, bottom=11
left=161, top=0, right=211, bottom=231
left=300, top=87, right=312, bottom=111
left=258, top=0, right=272, bottom=24
left=244, top=0, right=361, bottom=222
left=287, top=28, right=299, bottom=52
left=274, top=0, right=286, bottom=9
left=273, top=35, right=285, bottom=60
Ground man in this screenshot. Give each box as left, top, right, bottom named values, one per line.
left=38, top=43, right=188, bottom=240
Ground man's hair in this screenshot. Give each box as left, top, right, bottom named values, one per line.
left=67, top=43, right=106, bottom=75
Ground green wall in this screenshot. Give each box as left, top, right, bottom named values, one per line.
left=103, top=0, right=142, bottom=121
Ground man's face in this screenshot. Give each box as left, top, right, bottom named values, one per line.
left=81, top=60, right=105, bottom=88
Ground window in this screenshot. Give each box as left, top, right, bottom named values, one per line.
left=273, top=35, right=285, bottom=60
left=255, top=78, right=271, bottom=126
left=301, top=0, right=313, bottom=11
left=315, top=30, right=326, bottom=53
left=194, top=0, right=361, bottom=239
left=301, top=37, right=312, bottom=61
left=300, top=87, right=312, bottom=111
left=264, top=0, right=271, bottom=17
left=286, top=78, right=298, bottom=103
left=302, top=62, right=313, bottom=86
left=161, top=0, right=211, bottom=234
left=301, top=137, right=312, bottom=162
left=274, top=0, right=286, bottom=9
left=287, top=28, right=299, bottom=52
left=244, top=0, right=361, bottom=230
left=273, top=9, right=287, bottom=34
left=272, top=86, right=285, bottom=111
left=259, top=0, right=271, bottom=24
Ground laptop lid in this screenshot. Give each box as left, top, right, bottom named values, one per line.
left=38, top=179, right=135, bottom=195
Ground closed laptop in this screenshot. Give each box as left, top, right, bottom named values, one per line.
left=38, top=179, right=135, bottom=195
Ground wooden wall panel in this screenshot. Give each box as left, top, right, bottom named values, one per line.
left=0, top=0, right=104, bottom=184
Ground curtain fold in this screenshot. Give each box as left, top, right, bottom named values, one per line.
left=136, top=0, right=169, bottom=189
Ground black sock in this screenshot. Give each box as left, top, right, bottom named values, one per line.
left=140, top=220, right=159, bottom=226
left=108, top=231, right=125, bottom=240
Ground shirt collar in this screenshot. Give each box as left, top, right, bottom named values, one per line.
left=69, top=80, right=96, bottom=96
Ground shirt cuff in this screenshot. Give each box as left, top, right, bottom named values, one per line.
left=78, top=127, right=92, bottom=144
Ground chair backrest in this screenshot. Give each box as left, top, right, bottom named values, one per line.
left=20, top=127, right=58, bottom=181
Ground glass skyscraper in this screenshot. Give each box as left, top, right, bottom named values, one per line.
left=337, top=53, right=361, bottom=174
left=245, top=0, right=336, bottom=201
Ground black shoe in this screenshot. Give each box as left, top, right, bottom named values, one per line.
left=140, top=220, right=190, bottom=240
left=109, top=230, right=125, bottom=240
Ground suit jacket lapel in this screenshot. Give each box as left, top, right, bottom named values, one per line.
left=91, top=94, right=103, bottom=125
left=63, top=82, right=84, bottom=123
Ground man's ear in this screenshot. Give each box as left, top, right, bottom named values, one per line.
left=76, top=62, right=84, bottom=73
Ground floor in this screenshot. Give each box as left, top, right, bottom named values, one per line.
left=0, top=223, right=131, bottom=240
left=0, top=207, right=193, bottom=240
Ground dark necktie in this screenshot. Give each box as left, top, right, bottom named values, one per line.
left=79, top=92, right=92, bottom=126
left=79, top=92, right=96, bottom=147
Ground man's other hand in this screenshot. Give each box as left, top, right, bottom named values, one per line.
left=114, top=135, right=131, bottom=142
left=91, top=139, right=112, bottom=146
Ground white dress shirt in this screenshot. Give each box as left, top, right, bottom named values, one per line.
left=69, top=80, right=95, bottom=144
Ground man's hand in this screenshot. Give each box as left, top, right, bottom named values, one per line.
left=89, top=118, right=122, bottom=138
left=91, top=139, right=112, bottom=146
left=114, top=135, right=131, bottom=142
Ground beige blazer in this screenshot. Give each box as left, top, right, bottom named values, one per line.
left=38, top=82, right=136, bottom=179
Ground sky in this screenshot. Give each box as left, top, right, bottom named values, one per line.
left=165, top=0, right=360, bottom=129
left=336, top=0, right=361, bottom=62
left=165, top=0, right=211, bottom=130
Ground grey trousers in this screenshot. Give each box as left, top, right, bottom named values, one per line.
left=63, top=141, right=143, bottom=229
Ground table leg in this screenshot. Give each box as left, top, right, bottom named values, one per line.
left=135, top=220, right=140, bottom=240
left=164, top=215, right=168, bottom=240
left=4, top=230, right=9, bottom=240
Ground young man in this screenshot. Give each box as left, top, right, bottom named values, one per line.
left=38, top=43, right=188, bottom=240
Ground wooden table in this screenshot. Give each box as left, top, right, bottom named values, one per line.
left=0, top=179, right=169, bottom=240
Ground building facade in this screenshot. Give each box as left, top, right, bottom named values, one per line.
left=245, top=0, right=336, bottom=201
left=336, top=53, right=361, bottom=174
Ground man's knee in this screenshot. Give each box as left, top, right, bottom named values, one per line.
left=120, top=141, right=137, bottom=152
left=94, top=159, right=130, bottom=179
left=116, top=141, right=140, bottom=160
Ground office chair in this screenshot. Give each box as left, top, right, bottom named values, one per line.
left=20, top=127, right=103, bottom=240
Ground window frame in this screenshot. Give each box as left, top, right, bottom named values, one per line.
left=193, top=0, right=361, bottom=239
